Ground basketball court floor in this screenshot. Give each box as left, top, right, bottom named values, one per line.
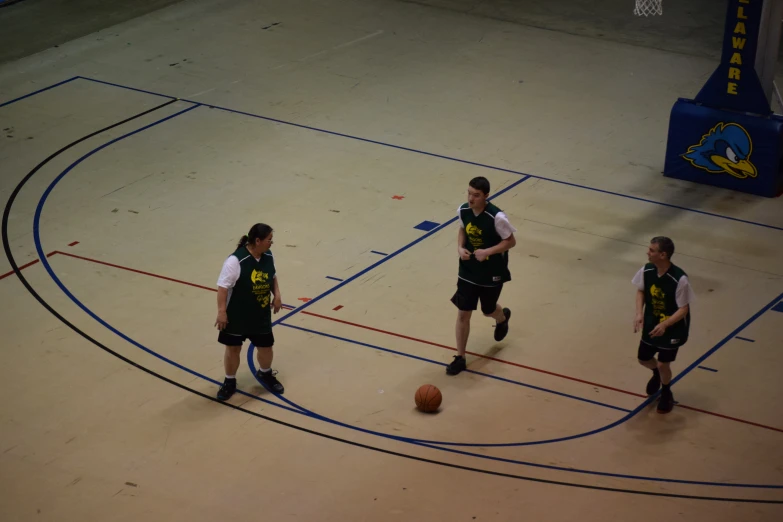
left=1, top=0, right=782, bottom=520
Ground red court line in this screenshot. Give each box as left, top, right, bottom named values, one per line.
left=676, top=404, right=783, bottom=432
left=0, top=259, right=40, bottom=280
left=53, top=251, right=217, bottom=292
left=42, top=250, right=783, bottom=435
left=0, top=250, right=56, bottom=281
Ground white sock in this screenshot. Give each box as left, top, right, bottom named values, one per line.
left=259, top=368, right=271, bottom=373
left=226, top=375, right=236, bottom=380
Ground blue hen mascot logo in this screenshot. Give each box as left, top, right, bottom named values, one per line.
left=683, top=123, right=757, bottom=179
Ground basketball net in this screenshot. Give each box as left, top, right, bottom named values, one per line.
left=634, top=0, right=662, bottom=16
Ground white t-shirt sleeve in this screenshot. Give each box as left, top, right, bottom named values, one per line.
left=675, top=275, right=695, bottom=308
left=631, top=267, right=645, bottom=291
left=494, top=212, right=517, bottom=240
left=217, top=256, right=240, bottom=289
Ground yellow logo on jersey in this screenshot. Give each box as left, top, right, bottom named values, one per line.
left=650, top=284, right=670, bottom=324
left=250, top=269, right=271, bottom=306
left=251, top=269, right=269, bottom=284
left=465, top=222, right=484, bottom=251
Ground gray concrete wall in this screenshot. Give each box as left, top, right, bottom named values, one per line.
left=0, top=0, right=780, bottom=66
left=0, top=0, right=185, bottom=64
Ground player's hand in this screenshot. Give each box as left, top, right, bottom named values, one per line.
left=474, top=249, right=489, bottom=262
left=273, top=295, right=282, bottom=314
left=649, top=322, right=667, bottom=338
left=633, top=314, right=643, bottom=333
left=215, top=311, right=228, bottom=330
left=458, top=247, right=471, bottom=261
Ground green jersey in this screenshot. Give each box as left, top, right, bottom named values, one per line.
left=640, top=263, right=690, bottom=347
left=223, top=247, right=276, bottom=335
left=457, top=202, right=511, bottom=287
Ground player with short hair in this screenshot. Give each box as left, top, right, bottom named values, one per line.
left=633, top=236, right=694, bottom=414
left=447, top=176, right=517, bottom=376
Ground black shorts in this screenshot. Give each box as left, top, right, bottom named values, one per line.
left=218, top=330, right=274, bottom=348
left=638, top=340, right=679, bottom=363
left=451, top=279, right=503, bottom=315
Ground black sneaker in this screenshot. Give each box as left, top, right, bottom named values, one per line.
left=217, top=378, right=237, bottom=401
left=446, top=355, right=467, bottom=375
left=257, top=369, right=285, bottom=394
left=494, top=308, right=511, bottom=341
left=657, top=388, right=674, bottom=414
left=646, top=372, right=661, bottom=396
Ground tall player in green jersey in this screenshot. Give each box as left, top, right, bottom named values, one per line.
left=447, top=177, right=517, bottom=376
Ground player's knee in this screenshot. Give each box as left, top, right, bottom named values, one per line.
left=657, top=361, right=670, bottom=371
left=457, top=310, right=472, bottom=322
left=638, top=358, right=653, bottom=366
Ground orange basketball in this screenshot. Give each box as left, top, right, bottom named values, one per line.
left=415, top=384, right=442, bottom=413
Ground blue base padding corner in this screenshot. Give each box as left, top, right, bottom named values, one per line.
left=663, top=98, right=783, bottom=198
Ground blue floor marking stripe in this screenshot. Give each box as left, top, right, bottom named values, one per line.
left=74, top=76, right=177, bottom=101
left=0, top=77, right=79, bottom=108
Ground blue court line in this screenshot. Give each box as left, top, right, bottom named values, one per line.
left=698, top=366, right=719, bottom=373
left=735, top=336, right=755, bottom=342
left=0, top=76, right=79, bottom=108
left=29, top=104, right=783, bottom=490
left=325, top=276, right=343, bottom=282
left=245, top=331, right=782, bottom=488
left=72, top=75, right=783, bottom=233
left=370, top=250, right=388, bottom=256
left=73, top=76, right=178, bottom=102
left=280, top=323, right=630, bottom=413
left=772, top=301, right=783, bottom=313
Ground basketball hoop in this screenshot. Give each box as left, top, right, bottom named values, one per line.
left=634, top=0, right=662, bottom=16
